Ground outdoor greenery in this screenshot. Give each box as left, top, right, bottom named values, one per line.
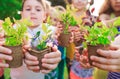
left=0, top=0, right=22, bottom=20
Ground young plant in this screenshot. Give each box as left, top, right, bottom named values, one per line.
left=61, top=5, right=77, bottom=34
left=31, top=23, right=57, bottom=50
left=2, top=17, right=31, bottom=46
left=83, top=21, right=120, bottom=48
left=2, top=17, right=32, bottom=68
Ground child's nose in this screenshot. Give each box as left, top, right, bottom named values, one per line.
left=31, top=9, right=36, bottom=14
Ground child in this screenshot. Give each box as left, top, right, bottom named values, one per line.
left=65, top=0, right=94, bottom=79
left=0, top=0, right=61, bottom=79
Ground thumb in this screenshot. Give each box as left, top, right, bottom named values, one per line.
left=52, top=45, right=58, bottom=52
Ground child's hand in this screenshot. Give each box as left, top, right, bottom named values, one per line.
left=24, top=45, right=61, bottom=74
left=24, top=51, right=39, bottom=72
left=90, top=45, right=120, bottom=72
left=41, top=45, right=61, bottom=74
left=68, top=27, right=75, bottom=43
left=0, top=46, right=12, bottom=68
left=75, top=48, right=92, bottom=69
left=0, top=29, right=12, bottom=68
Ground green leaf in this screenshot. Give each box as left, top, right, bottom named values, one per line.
left=36, top=31, right=40, bottom=37
left=2, top=17, right=30, bottom=46
left=84, top=21, right=119, bottom=46
left=42, top=23, right=47, bottom=33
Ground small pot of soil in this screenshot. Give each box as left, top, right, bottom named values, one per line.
left=5, top=45, right=23, bottom=68
left=87, top=44, right=109, bottom=65
left=29, top=47, right=51, bottom=70
left=58, top=33, right=71, bottom=47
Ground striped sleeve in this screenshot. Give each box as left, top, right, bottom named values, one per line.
left=107, top=72, right=120, bottom=79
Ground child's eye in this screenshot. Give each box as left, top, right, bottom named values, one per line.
left=26, top=8, right=31, bottom=11
left=36, top=9, right=41, bottom=12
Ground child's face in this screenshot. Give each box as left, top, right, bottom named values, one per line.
left=110, top=0, right=120, bottom=12
left=21, top=0, right=46, bottom=27
left=72, top=0, right=88, bottom=10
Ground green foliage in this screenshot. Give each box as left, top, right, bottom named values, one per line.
left=32, top=23, right=52, bottom=50
left=0, top=0, right=22, bottom=20
left=84, top=22, right=119, bottom=47
left=2, top=17, right=31, bottom=46
left=61, top=5, right=77, bottom=34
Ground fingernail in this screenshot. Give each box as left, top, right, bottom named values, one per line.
left=90, top=56, right=94, bottom=60
left=8, top=57, right=13, bottom=60
left=97, top=49, right=101, bottom=52
left=8, top=49, right=12, bottom=54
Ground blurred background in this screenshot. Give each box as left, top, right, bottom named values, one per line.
left=0, top=0, right=104, bottom=20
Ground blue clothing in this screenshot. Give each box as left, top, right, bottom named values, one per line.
left=107, top=72, right=120, bottom=79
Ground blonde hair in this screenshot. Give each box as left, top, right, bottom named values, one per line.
left=22, top=0, right=47, bottom=11
left=45, top=0, right=51, bottom=10
left=54, top=5, right=66, bottom=12
left=48, top=6, right=65, bottom=21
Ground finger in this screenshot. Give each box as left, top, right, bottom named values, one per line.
left=97, top=49, right=120, bottom=58
left=68, top=27, right=74, bottom=32
left=44, top=51, right=61, bottom=59
left=0, top=46, right=12, bottom=54
left=22, top=45, right=31, bottom=53
left=41, top=69, right=51, bottom=74
left=82, top=49, right=88, bottom=56
left=83, top=48, right=88, bottom=53
left=23, top=44, right=31, bottom=50
left=27, top=65, right=40, bottom=71
left=0, top=54, right=12, bottom=61
left=69, top=33, right=74, bottom=43
left=22, top=49, right=27, bottom=53
left=42, top=63, right=58, bottom=70
left=0, top=33, right=4, bottom=38
left=0, top=41, right=5, bottom=46
left=80, top=55, right=88, bottom=63
left=0, top=63, right=9, bottom=68
left=42, top=57, right=61, bottom=64
left=24, top=59, right=39, bottom=66
left=91, top=55, right=120, bottom=65
left=92, top=62, right=120, bottom=72
left=109, top=45, right=120, bottom=50
left=51, top=45, right=58, bottom=52
left=80, top=62, right=91, bottom=69
left=25, top=52, right=38, bottom=61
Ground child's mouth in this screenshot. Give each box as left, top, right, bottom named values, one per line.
left=30, top=17, right=37, bottom=20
